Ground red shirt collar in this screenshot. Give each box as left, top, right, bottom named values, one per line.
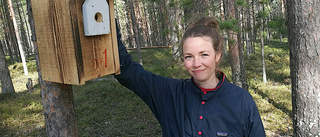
left=192, top=71, right=226, bottom=92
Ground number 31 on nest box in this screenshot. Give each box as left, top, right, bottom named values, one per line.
left=82, top=0, right=110, bottom=36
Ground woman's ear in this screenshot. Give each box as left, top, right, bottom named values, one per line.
left=215, top=51, right=222, bottom=63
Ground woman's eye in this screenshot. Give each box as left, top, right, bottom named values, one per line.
left=202, top=54, right=209, bottom=57
left=184, top=56, right=192, bottom=59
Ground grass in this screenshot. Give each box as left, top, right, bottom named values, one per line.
left=0, top=38, right=292, bottom=136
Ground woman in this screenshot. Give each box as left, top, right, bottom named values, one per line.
left=115, top=17, right=266, bottom=137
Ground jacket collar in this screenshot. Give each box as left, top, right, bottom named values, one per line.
left=191, top=71, right=228, bottom=101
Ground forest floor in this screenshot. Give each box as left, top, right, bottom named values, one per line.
left=0, top=39, right=292, bottom=137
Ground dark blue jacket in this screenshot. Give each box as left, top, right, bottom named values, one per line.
left=115, top=26, right=266, bottom=137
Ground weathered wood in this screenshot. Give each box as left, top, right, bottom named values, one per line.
left=31, top=0, right=120, bottom=85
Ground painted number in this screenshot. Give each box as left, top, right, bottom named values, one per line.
left=103, top=49, right=107, bottom=68
left=90, top=49, right=107, bottom=68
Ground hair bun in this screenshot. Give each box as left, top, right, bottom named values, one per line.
left=204, top=19, right=219, bottom=29
left=188, top=17, right=219, bottom=30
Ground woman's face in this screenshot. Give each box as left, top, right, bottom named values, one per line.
left=183, top=36, right=222, bottom=84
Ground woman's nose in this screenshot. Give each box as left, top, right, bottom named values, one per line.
left=193, top=57, right=201, bottom=67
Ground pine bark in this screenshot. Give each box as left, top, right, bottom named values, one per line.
left=287, top=0, right=320, bottom=136
left=0, top=40, right=15, bottom=94
left=224, top=0, right=243, bottom=88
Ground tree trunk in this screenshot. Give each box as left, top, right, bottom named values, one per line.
left=246, top=0, right=252, bottom=59
left=41, top=82, right=79, bottom=137
left=0, top=40, right=15, bottom=94
left=127, top=0, right=143, bottom=66
left=8, top=0, right=28, bottom=75
left=20, top=1, right=33, bottom=55
left=224, top=0, right=243, bottom=88
left=0, top=0, right=17, bottom=63
left=123, top=0, right=134, bottom=48
left=4, top=0, right=20, bottom=62
left=134, top=0, right=146, bottom=47
left=27, top=0, right=79, bottom=136
left=287, top=0, right=320, bottom=136
left=16, top=1, right=30, bottom=57
left=260, top=33, right=267, bottom=83
left=0, top=6, right=14, bottom=63
left=148, top=3, right=158, bottom=46
left=261, top=6, right=267, bottom=83
left=220, top=0, right=228, bottom=57
left=251, top=0, right=256, bottom=54
left=238, top=8, right=248, bottom=90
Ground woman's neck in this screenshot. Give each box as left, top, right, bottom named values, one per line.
left=194, top=77, right=220, bottom=89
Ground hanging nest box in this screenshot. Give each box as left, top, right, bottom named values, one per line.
left=31, top=0, right=120, bottom=85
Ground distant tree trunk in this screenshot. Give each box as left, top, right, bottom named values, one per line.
left=169, top=0, right=181, bottom=60
left=4, top=0, right=20, bottom=62
left=0, top=0, right=17, bottom=63
left=8, top=0, right=28, bottom=75
left=260, top=33, right=267, bottom=82
left=251, top=0, right=256, bottom=54
left=261, top=5, right=267, bottom=83
left=224, top=0, right=243, bottom=88
left=127, top=0, right=143, bottom=66
left=16, top=1, right=30, bottom=57
left=157, top=0, right=169, bottom=46
left=142, top=2, right=151, bottom=46
left=20, top=1, right=33, bottom=54
left=237, top=7, right=248, bottom=90
left=246, top=0, right=252, bottom=59
left=287, top=0, right=320, bottom=136
left=0, top=6, right=14, bottom=63
left=134, top=0, right=146, bottom=47
left=220, top=0, right=228, bottom=57
left=123, top=0, right=134, bottom=48
left=279, top=0, right=285, bottom=42
left=27, top=0, right=79, bottom=136
left=0, top=40, right=15, bottom=94
left=148, top=3, right=158, bottom=46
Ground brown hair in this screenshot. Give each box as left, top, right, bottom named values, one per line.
left=181, top=17, right=224, bottom=64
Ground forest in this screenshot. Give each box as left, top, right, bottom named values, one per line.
left=1, top=0, right=319, bottom=136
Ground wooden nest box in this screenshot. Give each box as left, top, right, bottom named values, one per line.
left=31, top=0, right=120, bottom=85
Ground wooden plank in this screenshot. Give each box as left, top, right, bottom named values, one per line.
left=31, top=0, right=63, bottom=83
left=77, top=0, right=119, bottom=84
left=109, top=0, right=120, bottom=75
left=31, top=0, right=80, bottom=85
left=51, top=0, right=79, bottom=85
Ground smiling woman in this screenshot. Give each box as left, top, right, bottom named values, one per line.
left=183, top=37, right=221, bottom=89
left=114, top=16, right=266, bottom=137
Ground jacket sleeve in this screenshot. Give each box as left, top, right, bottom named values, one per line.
left=114, top=21, right=179, bottom=123
left=243, top=94, right=266, bottom=137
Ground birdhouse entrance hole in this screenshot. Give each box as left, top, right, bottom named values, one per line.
left=95, top=12, right=103, bottom=23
